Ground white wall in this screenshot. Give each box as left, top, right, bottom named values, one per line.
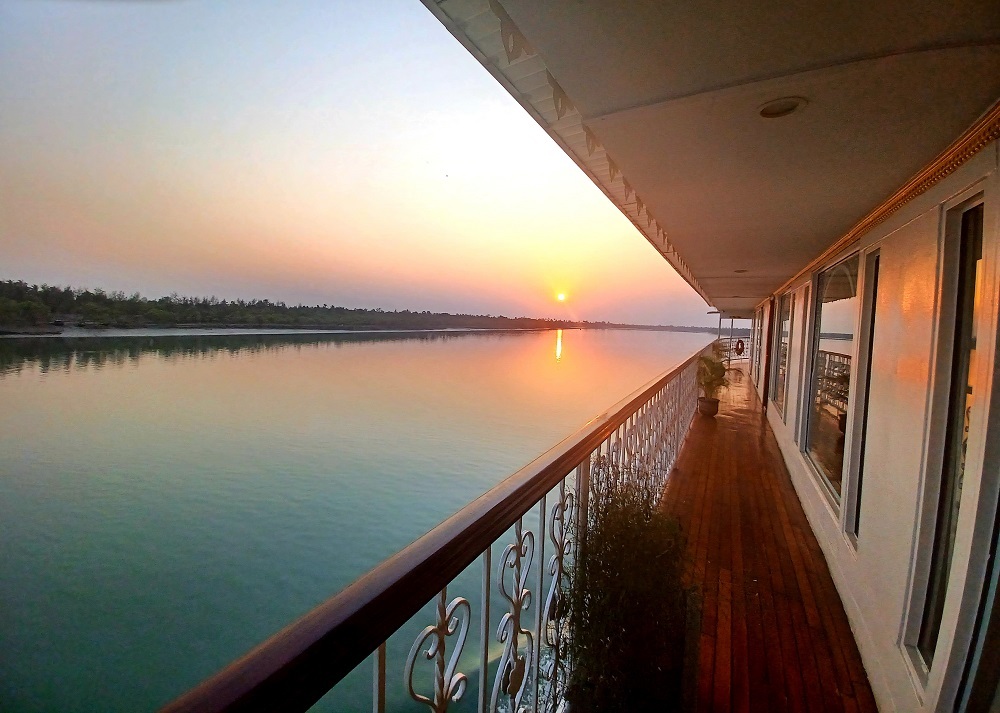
left=753, top=142, right=1000, bottom=713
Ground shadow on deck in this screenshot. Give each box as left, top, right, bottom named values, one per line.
left=662, top=367, right=878, bottom=712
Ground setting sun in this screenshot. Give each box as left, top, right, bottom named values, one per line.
left=557, top=293, right=566, bottom=302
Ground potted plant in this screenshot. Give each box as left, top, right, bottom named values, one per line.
left=697, top=352, right=729, bottom=417
left=564, top=460, right=690, bottom=712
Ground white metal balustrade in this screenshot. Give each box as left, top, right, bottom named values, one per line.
left=160, top=344, right=709, bottom=713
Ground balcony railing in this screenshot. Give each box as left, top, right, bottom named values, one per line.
left=716, top=336, right=749, bottom=363
left=160, top=343, right=709, bottom=713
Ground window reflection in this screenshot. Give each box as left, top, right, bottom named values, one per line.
left=807, top=255, right=859, bottom=497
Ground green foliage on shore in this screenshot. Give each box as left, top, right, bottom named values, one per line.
left=0, top=280, right=618, bottom=331
left=0, top=294, right=51, bottom=326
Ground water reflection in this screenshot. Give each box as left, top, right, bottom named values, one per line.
left=0, top=330, right=535, bottom=377
left=0, top=328, right=713, bottom=713
left=555, top=329, right=563, bottom=361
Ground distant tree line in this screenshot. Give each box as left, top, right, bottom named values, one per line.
left=0, top=280, right=660, bottom=332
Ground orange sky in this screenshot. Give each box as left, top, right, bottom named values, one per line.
left=0, top=1, right=713, bottom=326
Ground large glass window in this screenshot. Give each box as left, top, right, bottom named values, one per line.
left=771, top=294, right=792, bottom=414
left=918, top=202, right=984, bottom=664
left=806, top=255, right=860, bottom=497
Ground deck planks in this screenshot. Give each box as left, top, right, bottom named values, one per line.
left=662, top=368, right=879, bottom=712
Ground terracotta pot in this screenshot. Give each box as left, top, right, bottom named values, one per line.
left=698, top=397, right=719, bottom=417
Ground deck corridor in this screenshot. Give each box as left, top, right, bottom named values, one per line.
left=662, top=367, right=878, bottom=712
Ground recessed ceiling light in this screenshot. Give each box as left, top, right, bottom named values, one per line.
left=759, top=96, right=807, bottom=119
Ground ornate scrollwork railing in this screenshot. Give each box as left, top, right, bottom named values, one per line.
left=159, top=343, right=708, bottom=713
left=491, top=517, right=534, bottom=713
left=405, top=589, right=471, bottom=713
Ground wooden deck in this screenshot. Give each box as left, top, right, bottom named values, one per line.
left=662, top=367, right=878, bottom=712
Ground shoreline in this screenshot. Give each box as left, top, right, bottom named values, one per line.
left=0, top=324, right=730, bottom=339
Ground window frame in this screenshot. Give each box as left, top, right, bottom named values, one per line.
left=902, top=189, right=991, bottom=692
left=771, top=292, right=794, bottom=419
left=843, top=246, right=882, bottom=543
left=917, top=200, right=984, bottom=666
left=754, top=306, right=764, bottom=384
left=793, top=284, right=812, bottom=445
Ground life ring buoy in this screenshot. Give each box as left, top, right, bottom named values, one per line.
left=735, top=339, right=745, bottom=356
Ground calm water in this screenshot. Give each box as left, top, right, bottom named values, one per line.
left=0, top=329, right=710, bottom=712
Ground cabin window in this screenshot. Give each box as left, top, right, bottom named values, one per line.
left=805, top=255, right=860, bottom=499
left=847, top=250, right=880, bottom=538
left=771, top=294, right=792, bottom=416
left=917, top=202, right=985, bottom=665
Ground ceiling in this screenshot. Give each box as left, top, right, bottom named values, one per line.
left=422, top=0, right=1000, bottom=317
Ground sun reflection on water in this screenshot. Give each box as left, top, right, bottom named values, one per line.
left=555, top=329, right=563, bottom=361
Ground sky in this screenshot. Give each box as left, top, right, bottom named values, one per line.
left=0, top=0, right=715, bottom=326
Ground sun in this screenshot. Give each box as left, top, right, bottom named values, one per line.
left=557, top=293, right=566, bottom=302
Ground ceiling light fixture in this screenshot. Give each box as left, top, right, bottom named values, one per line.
left=759, top=96, right=807, bottom=119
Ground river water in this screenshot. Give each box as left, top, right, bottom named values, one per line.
left=0, top=328, right=710, bottom=712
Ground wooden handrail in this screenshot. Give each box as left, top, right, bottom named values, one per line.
left=159, top=345, right=707, bottom=713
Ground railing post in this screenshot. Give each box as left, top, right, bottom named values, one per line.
left=373, top=642, right=386, bottom=713
left=532, top=494, right=547, bottom=713
left=575, top=456, right=591, bottom=557
left=479, top=549, right=491, bottom=713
